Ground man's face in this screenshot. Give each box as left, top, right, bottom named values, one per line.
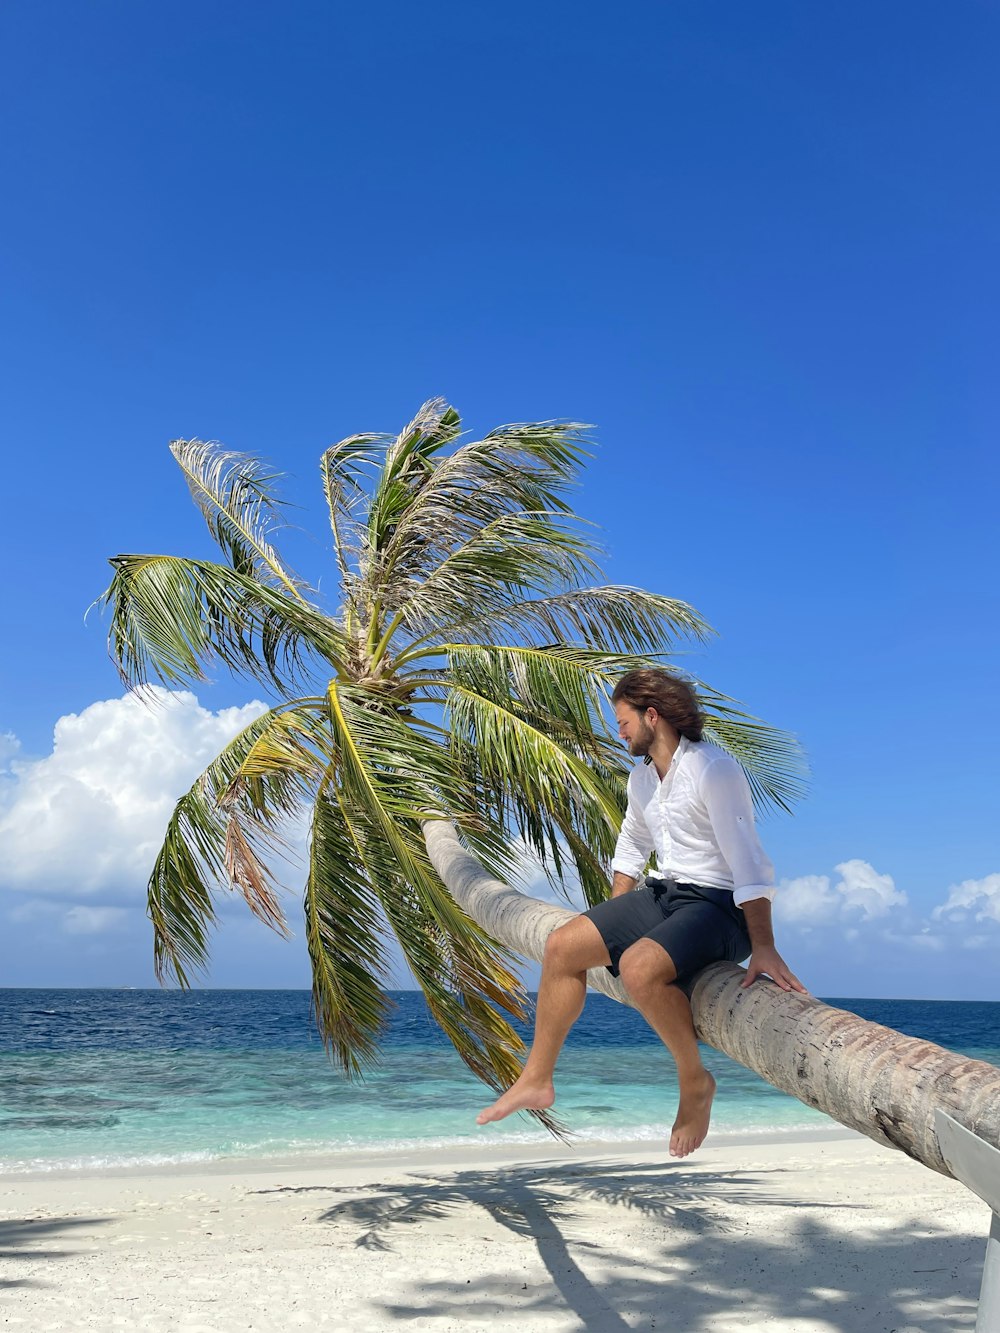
left=615, top=702, right=655, bottom=757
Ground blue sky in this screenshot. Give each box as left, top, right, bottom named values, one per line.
left=1, top=1, right=997, bottom=999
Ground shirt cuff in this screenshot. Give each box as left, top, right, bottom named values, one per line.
left=611, top=856, right=646, bottom=879
left=733, top=884, right=776, bottom=908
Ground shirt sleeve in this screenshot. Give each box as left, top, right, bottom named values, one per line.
left=699, top=755, right=776, bottom=907
left=610, top=772, right=655, bottom=879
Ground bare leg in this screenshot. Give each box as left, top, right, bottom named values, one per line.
left=476, top=916, right=611, bottom=1124
left=618, top=939, right=716, bottom=1158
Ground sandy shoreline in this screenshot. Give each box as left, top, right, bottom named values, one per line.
left=2, top=1129, right=988, bottom=1332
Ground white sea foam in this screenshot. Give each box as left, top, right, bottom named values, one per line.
left=0, top=1148, right=220, bottom=1175
left=0, top=1115, right=831, bottom=1176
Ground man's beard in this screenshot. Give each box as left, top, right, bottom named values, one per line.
left=627, top=721, right=655, bottom=757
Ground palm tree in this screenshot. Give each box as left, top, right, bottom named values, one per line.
left=102, top=397, right=804, bottom=1111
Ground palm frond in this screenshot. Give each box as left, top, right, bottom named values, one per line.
left=444, top=680, right=615, bottom=813
left=696, top=683, right=809, bottom=815
left=369, top=409, right=595, bottom=602
left=170, top=439, right=305, bottom=601
left=373, top=860, right=532, bottom=1091
left=319, top=433, right=385, bottom=594
left=304, top=787, right=395, bottom=1075
left=427, top=643, right=806, bottom=821
left=103, top=554, right=348, bottom=691
left=424, top=418, right=592, bottom=523
left=441, top=586, right=713, bottom=655
left=408, top=642, right=634, bottom=885
left=392, top=513, right=602, bottom=635
left=427, top=644, right=612, bottom=752
left=366, top=399, right=463, bottom=559
left=225, top=697, right=337, bottom=792
left=322, top=680, right=565, bottom=1122
left=148, top=706, right=310, bottom=985
left=439, top=668, right=626, bottom=901
left=483, top=418, right=594, bottom=484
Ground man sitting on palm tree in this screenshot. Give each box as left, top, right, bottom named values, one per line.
left=477, top=666, right=806, bottom=1157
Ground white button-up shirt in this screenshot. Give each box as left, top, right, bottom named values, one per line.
left=610, top=737, right=775, bottom=908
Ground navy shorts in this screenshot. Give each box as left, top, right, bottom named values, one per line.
left=584, top=878, right=752, bottom=986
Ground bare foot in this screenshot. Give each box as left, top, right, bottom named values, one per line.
left=476, top=1075, right=555, bottom=1125
left=669, top=1070, right=716, bottom=1158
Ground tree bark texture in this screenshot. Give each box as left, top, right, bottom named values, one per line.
left=424, top=819, right=1000, bottom=1179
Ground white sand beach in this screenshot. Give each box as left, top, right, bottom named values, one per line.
left=1, top=1129, right=988, bottom=1332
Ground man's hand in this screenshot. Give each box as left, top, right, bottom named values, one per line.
left=740, top=946, right=808, bottom=993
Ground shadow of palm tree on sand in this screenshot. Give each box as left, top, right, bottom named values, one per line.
left=254, top=1155, right=981, bottom=1330
left=0, top=1215, right=111, bottom=1290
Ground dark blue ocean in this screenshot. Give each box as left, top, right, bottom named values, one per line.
left=2, top=990, right=998, bottom=1175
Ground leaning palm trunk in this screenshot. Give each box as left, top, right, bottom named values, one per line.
left=424, top=819, right=1000, bottom=1180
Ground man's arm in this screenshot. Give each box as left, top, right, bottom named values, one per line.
left=699, top=757, right=807, bottom=994
left=739, top=898, right=807, bottom=993
left=611, top=871, right=639, bottom=898
left=609, top=773, right=654, bottom=894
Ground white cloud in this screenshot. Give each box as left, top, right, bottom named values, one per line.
left=776, top=857, right=1000, bottom=960
left=775, top=859, right=906, bottom=928
left=833, top=858, right=908, bottom=920
left=0, top=732, right=20, bottom=770
left=932, top=873, right=1000, bottom=926
left=772, top=873, right=839, bottom=925
left=0, top=689, right=269, bottom=901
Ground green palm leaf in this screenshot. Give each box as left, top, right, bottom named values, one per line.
left=368, top=409, right=593, bottom=602
left=170, top=439, right=305, bottom=600
left=438, top=660, right=626, bottom=906
left=322, top=680, right=565, bottom=1126
left=319, top=433, right=384, bottom=597
left=103, top=554, right=348, bottom=690
left=456, top=585, right=712, bottom=654
left=696, top=683, right=809, bottom=815
left=304, top=787, right=395, bottom=1075
left=366, top=399, right=462, bottom=559
left=148, top=705, right=307, bottom=985
left=393, top=512, right=602, bottom=636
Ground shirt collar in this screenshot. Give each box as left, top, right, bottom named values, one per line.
left=670, top=735, right=691, bottom=768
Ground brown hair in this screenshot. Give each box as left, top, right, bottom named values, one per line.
left=611, top=668, right=704, bottom=741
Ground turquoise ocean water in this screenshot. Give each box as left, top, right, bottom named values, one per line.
left=2, top=990, right=997, bottom=1175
